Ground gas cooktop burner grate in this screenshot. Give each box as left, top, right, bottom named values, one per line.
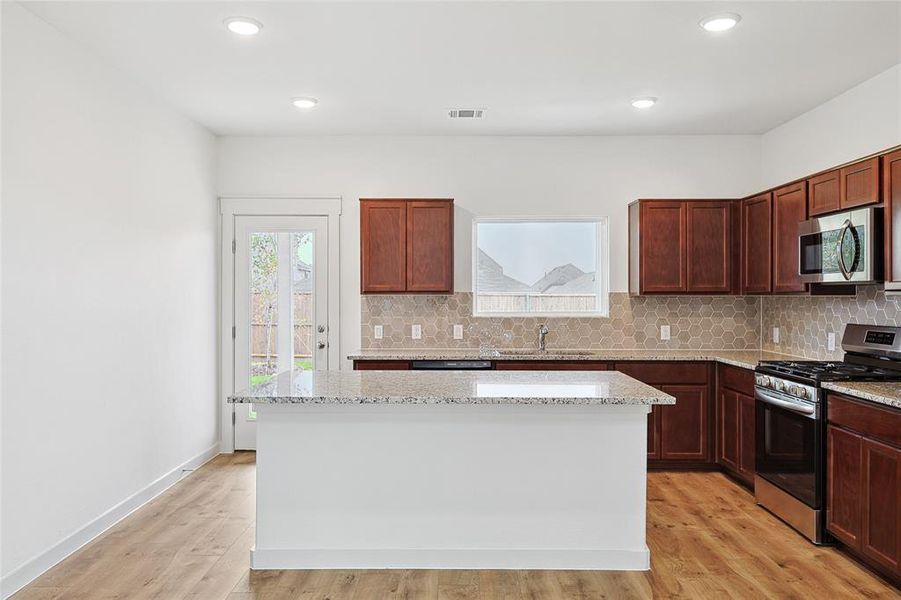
left=757, top=360, right=901, bottom=383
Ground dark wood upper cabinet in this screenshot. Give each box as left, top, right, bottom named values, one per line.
left=772, top=182, right=807, bottom=294
left=808, top=158, right=879, bottom=217
left=741, top=193, right=773, bottom=294
left=637, top=201, right=686, bottom=293
left=360, top=200, right=407, bottom=293
left=841, top=157, right=880, bottom=210
left=630, top=199, right=733, bottom=295
left=406, top=200, right=453, bottom=293
left=808, top=169, right=841, bottom=216
left=360, top=199, right=453, bottom=294
left=686, top=201, right=732, bottom=293
left=883, top=150, right=901, bottom=291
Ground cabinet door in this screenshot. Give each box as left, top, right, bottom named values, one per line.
left=640, top=201, right=686, bottom=293
left=841, top=157, right=880, bottom=210
left=686, top=201, right=731, bottom=293
left=360, top=200, right=407, bottom=293
left=772, top=182, right=807, bottom=294
left=659, top=384, right=709, bottom=461
left=718, top=389, right=739, bottom=471
left=861, top=437, right=901, bottom=573
left=827, top=425, right=863, bottom=549
left=741, top=193, right=773, bottom=294
left=738, top=393, right=756, bottom=484
left=808, top=169, right=841, bottom=216
left=884, top=150, right=901, bottom=289
left=353, top=360, right=411, bottom=370
left=406, top=200, right=453, bottom=293
left=648, top=406, right=660, bottom=460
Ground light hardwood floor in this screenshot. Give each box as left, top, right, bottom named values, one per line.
left=12, top=452, right=899, bottom=599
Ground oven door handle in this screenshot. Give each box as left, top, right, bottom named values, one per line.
left=836, top=219, right=853, bottom=281
left=756, top=389, right=816, bottom=418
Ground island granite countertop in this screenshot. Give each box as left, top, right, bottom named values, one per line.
left=228, top=369, right=675, bottom=406
left=347, top=349, right=806, bottom=371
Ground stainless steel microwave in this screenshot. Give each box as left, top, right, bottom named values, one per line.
left=798, top=206, right=883, bottom=284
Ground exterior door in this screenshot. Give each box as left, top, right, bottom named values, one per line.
left=233, top=215, right=329, bottom=449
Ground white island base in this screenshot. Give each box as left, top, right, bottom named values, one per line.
left=252, top=403, right=651, bottom=571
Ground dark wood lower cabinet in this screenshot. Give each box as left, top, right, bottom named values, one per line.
left=827, top=424, right=863, bottom=547
left=718, top=389, right=739, bottom=471
left=861, top=438, right=901, bottom=573
left=659, top=384, right=709, bottom=461
left=716, top=364, right=755, bottom=486
left=615, top=361, right=714, bottom=467
left=648, top=407, right=660, bottom=460
left=737, top=394, right=756, bottom=483
left=827, top=393, right=901, bottom=583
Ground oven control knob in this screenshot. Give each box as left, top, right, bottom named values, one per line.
left=789, top=385, right=802, bottom=398
left=756, top=375, right=770, bottom=387
left=774, top=379, right=785, bottom=392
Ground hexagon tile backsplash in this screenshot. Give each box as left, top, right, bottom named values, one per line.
left=762, top=285, right=901, bottom=360
left=361, top=292, right=761, bottom=351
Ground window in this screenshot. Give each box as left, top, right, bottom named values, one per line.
left=472, top=218, right=609, bottom=317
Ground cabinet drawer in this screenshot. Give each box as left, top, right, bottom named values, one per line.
left=353, top=360, right=411, bottom=370
left=614, top=361, right=708, bottom=384
left=828, top=394, right=901, bottom=448
left=718, top=363, right=754, bottom=396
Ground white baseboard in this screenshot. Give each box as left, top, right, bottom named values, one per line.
left=1, top=443, right=221, bottom=599
left=250, top=547, right=651, bottom=571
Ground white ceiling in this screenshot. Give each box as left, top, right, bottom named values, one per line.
left=21, top=1, right=901, bottom=136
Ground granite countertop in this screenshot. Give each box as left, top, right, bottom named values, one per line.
left=228, top=369, right=675, bottom=406
left=347, top=349, right=806, bottom=371
left=821, top=382, right=901, bottom=409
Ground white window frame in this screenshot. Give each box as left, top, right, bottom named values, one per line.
left=471, top=216, right=610, bottom=318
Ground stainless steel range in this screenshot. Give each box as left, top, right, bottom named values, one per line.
left=753, top=323, right=901, bottom=544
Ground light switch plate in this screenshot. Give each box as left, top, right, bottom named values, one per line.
left=772, top=327, right=780, bottom=344
left=412, top=324, right=422, bottom=340
left=373, top=325, right=383, bottom=340
left=453, top=324, right=464, bottom=340
left=827, top=332, right=836, bottom=352
left=660, top=325, right=671, bottom=341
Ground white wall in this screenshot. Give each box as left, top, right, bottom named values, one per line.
left=761, top=64, right=901, bottom=188
left=218, top=135, right=761, bottom=366
left=1, top=3, right=219, bottom=594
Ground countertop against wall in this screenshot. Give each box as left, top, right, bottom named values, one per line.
left=348, top=349, right=805, bottom=371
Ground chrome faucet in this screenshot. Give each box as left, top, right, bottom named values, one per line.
left=537, top=324, right=549, bottom=352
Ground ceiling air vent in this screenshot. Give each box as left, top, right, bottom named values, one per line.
left=448, top=108, right=486, bottom=119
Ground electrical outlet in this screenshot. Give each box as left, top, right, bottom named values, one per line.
left=412, top=324, right=422, bottom=340
left=827, top=332, right=836, bottom=352
left=453, top=324, right=464, bottom=340
left=660, top=325, right=671, bottom=341
left=772, top=327, right=780, bottom=344
left=373, top=325, right=383, bottom=340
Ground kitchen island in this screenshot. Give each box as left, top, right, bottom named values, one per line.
left=229, top=369, right=674, bottom=571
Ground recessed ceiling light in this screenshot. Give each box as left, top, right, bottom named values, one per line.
left=631, top=97, right=657, bottom=109
left=699, top=13, right=741, bottom=32
left=224, top=17, right=263, bottom=36
left=292, top=97, right=319, bottom=109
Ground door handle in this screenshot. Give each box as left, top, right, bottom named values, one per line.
left=836, top=219, right=852, bottom=281
left=755, top=389, right=816, bottom=419
left=317, top=341, right=327, bottom=349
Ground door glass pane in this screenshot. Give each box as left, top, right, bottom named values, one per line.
left=292, top=232, right=314, bottom=371
left=250, top=232, right=279, bottom=387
